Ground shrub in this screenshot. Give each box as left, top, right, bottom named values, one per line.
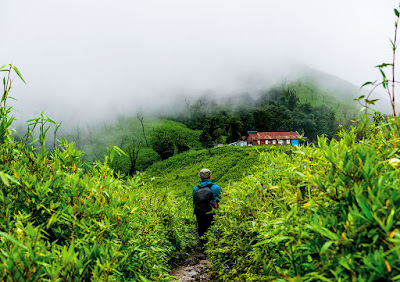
left=150, top=123, right=201, bottom=160
left=206, top=117, right=400, bottom=280
left=0, top=65, right=195, bottom=280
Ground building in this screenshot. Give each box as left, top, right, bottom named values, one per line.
left=227, top=140, right=248, bottom=147
left=247, top=131, right=300, bottom=146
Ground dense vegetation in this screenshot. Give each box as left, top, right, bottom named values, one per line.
left=110, top=120, right=202, bottom=174
left=0, top=66, right=199, bottom=280
left=170, top=82, right=359, bottom=146
left=145, top=145, right=274, bottom=198
left=2, top=6, right=400, bottom=279
left=56, top=80, right=358, bottom=177
left=60, top=117, right=202, bottom=175
left=206, top=116, right=400, bottom=280
left=0, top=68, right=271, bottom=280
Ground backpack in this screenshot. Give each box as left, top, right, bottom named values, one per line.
left=193, top=183, right=215, bottom=214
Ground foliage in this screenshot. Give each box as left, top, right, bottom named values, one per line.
left=144, top=145, right=278, bottom=200
left=73, top=117, right=200, bottom=173
left=1, top=64, right=25, bottom=144
left=75, top=117, right=171, bottom=163
left=0, top=66, right=196, bottom=281
left=142, top=145, right=277, bottom=265
left=206, top=116, right=400, bottom=281
left=358, top=5, right=400, bottom=117
left=112, top=147, right=160, bottom=175
left=172, top=83, right=355, bottom=143
left=150, top=123, right=202, bottom=160
left=288, top=81, right=359, bottom=121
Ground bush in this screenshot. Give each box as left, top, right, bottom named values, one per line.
left=150, top=123, right=201, bottom=160
left=206, top=117, right=400, bottom=280
left=0, top=66, right=195, bottom=280
left=111, top=146, right=160, bottom=174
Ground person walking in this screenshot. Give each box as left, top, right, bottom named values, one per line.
left=192, top=168, right=221, bottom=245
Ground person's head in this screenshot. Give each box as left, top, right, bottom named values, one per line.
left=198, top=168, right=212, bottom=179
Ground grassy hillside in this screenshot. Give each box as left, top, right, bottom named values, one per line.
left=287, top=81, right=360, bottom=122
left=76, top=117, right=202, bottom=174
left=142, top=145, right=289, bottom=268
left=80, top=117, right=168, bottom=162
left=3, top=64, right=400, bottom=281
left=144, top=145, right=286, bottom=197
left=205, top=119, right=400, bottom=281
left=1, top=99, right=274, bottom=280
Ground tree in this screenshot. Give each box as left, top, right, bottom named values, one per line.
left=128, top=139, right=142, bottom=175
left=199, top=130, right=213, bottom=148
left=282, top=88, right=299, bottom=111
left=226, top=114, right=242, bottom=143
left=151, top=127, right=175, bottom=160
left=137, top=110, right=149, bottom=147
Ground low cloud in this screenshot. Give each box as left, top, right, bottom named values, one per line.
left=1, top=0, right=397, bottom=125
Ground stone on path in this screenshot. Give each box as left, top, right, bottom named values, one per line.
left=171, top=253, right=212, bottom=282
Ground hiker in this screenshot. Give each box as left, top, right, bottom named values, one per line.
left=192, top=168, right=221, bottom=242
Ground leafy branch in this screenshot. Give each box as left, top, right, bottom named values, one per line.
left=358, top=6, right=400, bottom=118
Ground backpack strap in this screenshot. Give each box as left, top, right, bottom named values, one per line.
left=197, top=183, right=214, bottom=189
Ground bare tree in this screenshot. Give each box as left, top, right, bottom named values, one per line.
left=137, top=111, right=149, bottom=147
left=128, top=139, right=142, bottom=175
left=185, top=98, right=191, bottom=124
left=86, top=123, right=93, bottom=144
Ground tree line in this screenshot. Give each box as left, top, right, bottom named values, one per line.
left=171, top=86, right=342, bottom=147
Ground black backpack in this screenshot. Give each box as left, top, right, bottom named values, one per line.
left=193, top=183, right=214, bottom=214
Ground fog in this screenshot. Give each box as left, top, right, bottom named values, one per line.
left=1, top=0, right=398, bottom=126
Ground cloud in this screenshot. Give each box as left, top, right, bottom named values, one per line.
left=1, top=0, right=397, bottom=124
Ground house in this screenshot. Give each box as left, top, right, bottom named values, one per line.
left=247, top=131, right=300, bottom=146
left=227, top=136, right=250, bottom=147
left=227, top=140, right=248, bottom=147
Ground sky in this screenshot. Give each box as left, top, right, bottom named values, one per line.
left=1, top=0, right=398, bottom=125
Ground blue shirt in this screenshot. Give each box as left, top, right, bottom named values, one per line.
left=192, top=179, right=221, bottom=203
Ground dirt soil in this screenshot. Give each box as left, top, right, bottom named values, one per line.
left=171, top=253, right=213, bottom=282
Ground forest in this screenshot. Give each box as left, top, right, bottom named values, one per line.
left=169, top=82, right=357, bottom=147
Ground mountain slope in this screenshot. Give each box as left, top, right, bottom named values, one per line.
left=144, top=145, right=290, bottom=198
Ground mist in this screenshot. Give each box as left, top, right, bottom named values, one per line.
left=1, top=0, right=398, bottom=127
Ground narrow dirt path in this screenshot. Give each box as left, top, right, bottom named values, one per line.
left=170, top=253, right=213, bottom=281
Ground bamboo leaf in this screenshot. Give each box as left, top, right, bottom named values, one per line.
left=386, top=209, right=395, bottom=231
left=356, top=195, right=373, bottom=221
left=0, top=171, right=10, bottom=187
left=320, top=241, right=333, bottom=253
left=12, top=66, right=26, bottom=84
left=375, top=63, right=392, bottom=68
left=5, top=174, right=20, bottom=186
left=354, top=95, right=365, bottom=101
left=0, top=232, right=27, bottom=249
left=365, top=99, right=379, bottom=105
left=113, top=145, right=127, bottom=157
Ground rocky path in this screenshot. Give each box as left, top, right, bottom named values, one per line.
left=171, top=253, right=213, bottom=282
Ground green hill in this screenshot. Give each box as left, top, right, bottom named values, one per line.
left=286, top=81, right=360, bottom=121
left=3, top=60, right=400, bottom=281
left=79, top=117, right=171, bottom=162
left=74, top=117, right=202, bottom=173
left=144, top=145, right=284, bottom=197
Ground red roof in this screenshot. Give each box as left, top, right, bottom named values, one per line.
left=247, top=131, right=300, bottom=140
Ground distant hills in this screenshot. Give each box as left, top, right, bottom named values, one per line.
left=288, top=64, right=393, bottom=114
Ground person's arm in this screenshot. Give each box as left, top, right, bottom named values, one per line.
left=212, top=184, right=221, bottom=203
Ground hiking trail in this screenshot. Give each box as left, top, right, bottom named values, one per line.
left=171, top=253, right=213, bottom=281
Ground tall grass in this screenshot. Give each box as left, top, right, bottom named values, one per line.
left=0, top=65, right=196, bottom=281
